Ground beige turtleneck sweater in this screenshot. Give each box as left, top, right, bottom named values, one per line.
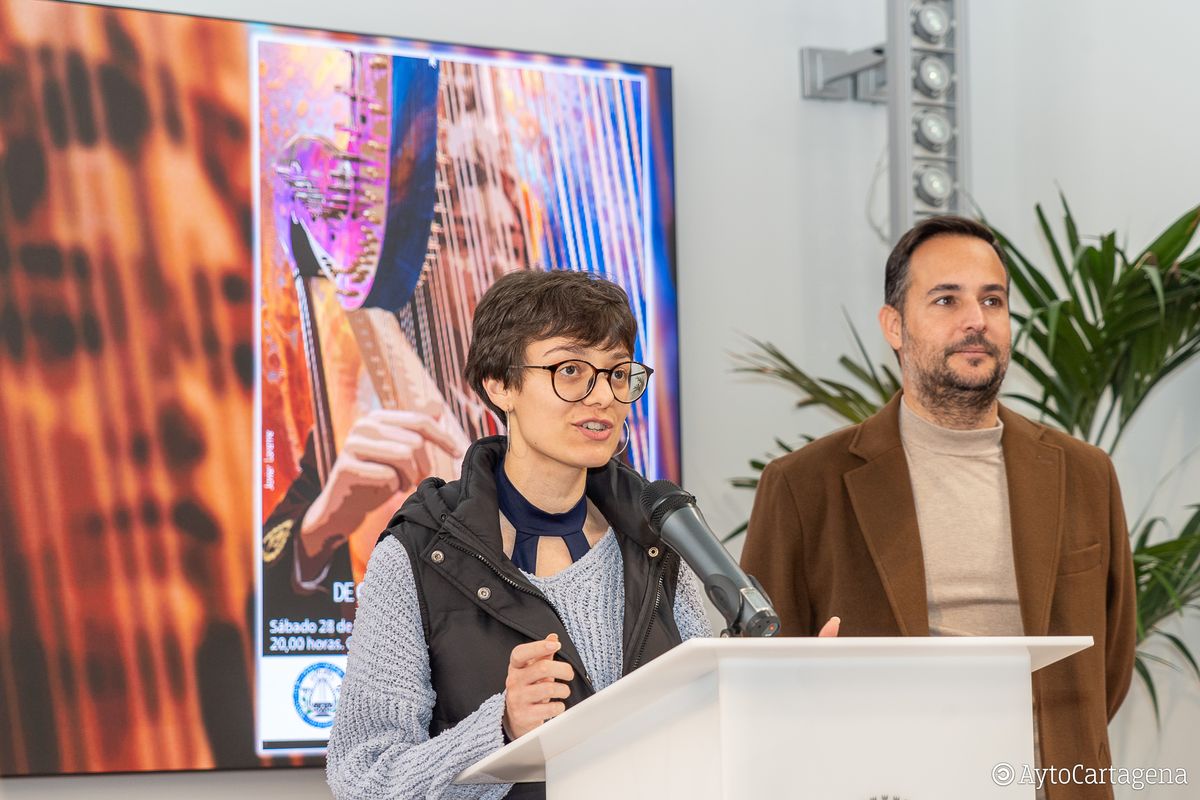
left=898, top=398, right=1024, bottom=638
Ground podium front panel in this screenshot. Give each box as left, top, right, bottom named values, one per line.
left=718, top=651, right=1036, bottom=798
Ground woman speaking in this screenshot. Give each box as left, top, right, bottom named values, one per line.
left=326, top=270, right=710, bottom=799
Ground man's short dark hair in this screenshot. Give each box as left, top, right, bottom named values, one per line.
left=884, top=215, right=1008, bottom=313
left=464, top=270, right=637, bottom=423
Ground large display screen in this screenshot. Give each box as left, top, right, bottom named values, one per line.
left=0, top=0, right=678, bottom=775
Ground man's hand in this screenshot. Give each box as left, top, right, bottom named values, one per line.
left=503, top=634, right=574, bottom=740
left=818, top=616, right=841, bottom=637
left=297, top=410, right=465, bottom=581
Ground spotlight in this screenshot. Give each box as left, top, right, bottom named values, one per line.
left=914, top=4, right=951, bottom=44
left=914, top=109, right=952, bottom=151
left=914, top=55, right=951, bottom=97
left=800, top=0, right=968, bottom=235
left=914, top=165, right=953, bottom=206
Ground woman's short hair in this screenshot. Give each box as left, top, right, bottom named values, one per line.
left=464, top=270, right=637, bottom=423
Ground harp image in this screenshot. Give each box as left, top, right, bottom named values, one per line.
left=254, top=35, right=676, bottom=753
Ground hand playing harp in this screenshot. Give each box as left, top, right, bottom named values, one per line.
left=264, top=50, right=476, bottom=589
left=295, top=409, right=465, bottom=585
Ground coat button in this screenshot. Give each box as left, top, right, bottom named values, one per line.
left=648, top=546, right=660, bottom=558
left=477, top=587, right=491, bottom=601
left=431, top=550, right=445, bottom=564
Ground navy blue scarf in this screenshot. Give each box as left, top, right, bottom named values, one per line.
left=495, top=457, right=590, bottom=574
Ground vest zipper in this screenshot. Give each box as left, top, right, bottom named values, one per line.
left=441, top=530, right=596, bottom=693
left=630, top=555, right=668, bottom=671
left=443, top=535, right=544, bottom=601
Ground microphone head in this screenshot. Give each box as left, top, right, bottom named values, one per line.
left=640, top=479, right=697, bottom=534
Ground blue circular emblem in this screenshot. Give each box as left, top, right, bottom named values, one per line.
left=293, top=662, right=345, bottom=728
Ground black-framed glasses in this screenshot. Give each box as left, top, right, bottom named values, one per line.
left=519, top=359, right=654, bottom=403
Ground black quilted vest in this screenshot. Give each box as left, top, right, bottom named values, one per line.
left=382, top=437, right=683, bottom=799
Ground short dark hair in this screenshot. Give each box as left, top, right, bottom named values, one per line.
left=884, top=215, right=1008, bottom=313
left=464, top=270, right=637, bottom=423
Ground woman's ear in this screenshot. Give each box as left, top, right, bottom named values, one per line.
left=483, top=375, right=513, bottom=415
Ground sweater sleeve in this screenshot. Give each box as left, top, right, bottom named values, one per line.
left=325, top=536, right=512, bottom=800
left=672, top=560, right=713, bottom=641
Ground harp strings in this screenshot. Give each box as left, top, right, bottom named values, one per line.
left=388, top=60, right=652, bottom=470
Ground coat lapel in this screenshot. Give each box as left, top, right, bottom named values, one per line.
left=999, top=406, right=1064, bottom=636
left=845, top=395, right=931, bottom=636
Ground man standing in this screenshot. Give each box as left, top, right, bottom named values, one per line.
left=741, top=215, right=1135, bottom=798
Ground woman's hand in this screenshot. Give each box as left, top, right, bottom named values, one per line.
left=818, top=616, right=841, bottom=637
left=502, top=634, right=574, bottom=740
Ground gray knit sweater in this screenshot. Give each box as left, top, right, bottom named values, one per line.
left=325, top=529, right=711, bottom=799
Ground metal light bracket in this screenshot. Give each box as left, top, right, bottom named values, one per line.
left=800, top=45, right=886, bottom=103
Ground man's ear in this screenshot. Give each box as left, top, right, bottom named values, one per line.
left=483, top=375, right=512, bottom=415
left=879, top=304, right=903, bottom=353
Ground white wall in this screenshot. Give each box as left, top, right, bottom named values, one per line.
left=5, top=1, right=1198, bottom=797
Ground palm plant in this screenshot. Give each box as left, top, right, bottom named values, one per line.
left=1130, top=507, right=1200, bottom=716
left=732, top=199, right=1200, bottom=720
left=994, top=197, right=1200, bottom=451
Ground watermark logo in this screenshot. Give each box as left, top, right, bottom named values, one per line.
left=992, top=762, right=1188, bottom=791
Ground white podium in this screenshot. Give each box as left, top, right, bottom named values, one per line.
left=457, top=636, right=1091, bottom=799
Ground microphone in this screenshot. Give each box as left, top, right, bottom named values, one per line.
left=640, top=480, right=780, bottom=638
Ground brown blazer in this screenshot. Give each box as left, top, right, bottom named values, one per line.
left=742, top=393, right=1136, bottom=799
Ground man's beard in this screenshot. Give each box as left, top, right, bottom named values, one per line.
left=904, top=329, right=1009, bottom=426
